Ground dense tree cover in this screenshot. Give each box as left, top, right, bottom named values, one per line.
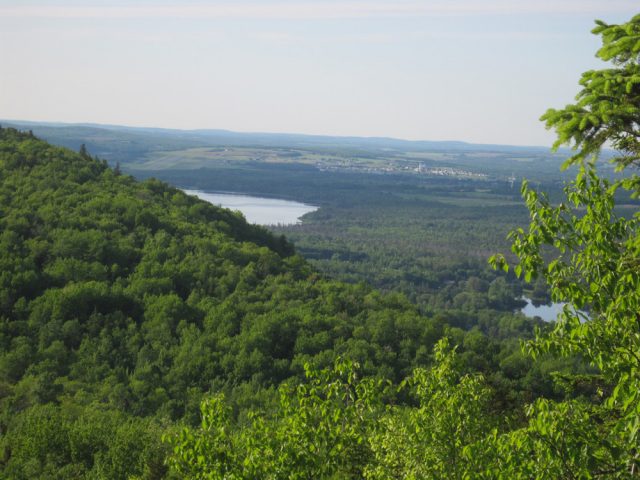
left=276, top=195, right=529, bottom=311
left=165, top=342, right=494, bottom=479
left=0, top=128, right=559, bottom=477
left=167, top=13, right=640, bottom=478
left=140, top=159, right=546, bottom=309
left=165, top=342, right=611, bottom=479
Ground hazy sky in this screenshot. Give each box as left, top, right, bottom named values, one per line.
left=1, top=1, right=637, bottom=145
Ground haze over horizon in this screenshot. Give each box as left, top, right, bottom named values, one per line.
left=1, top=0, right=637, bottom=146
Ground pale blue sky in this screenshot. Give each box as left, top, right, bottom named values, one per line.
left=0, top=1, right=637, bottom=145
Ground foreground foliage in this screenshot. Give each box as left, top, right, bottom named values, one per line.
left=491, top=12, right=640, bottom=477
left=170, top=13, right=640, bottom=479
left=166, top=340, right=494, bottom=479
left=166, top=340, right=629, bottom=478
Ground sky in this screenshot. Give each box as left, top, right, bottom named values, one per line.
left=0, top=1, right=637, bottom=146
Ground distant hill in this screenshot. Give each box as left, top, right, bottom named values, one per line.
left=1, top=119, right=561, bottom=159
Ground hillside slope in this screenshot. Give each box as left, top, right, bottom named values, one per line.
left=0, top=128, right=450, bottom=477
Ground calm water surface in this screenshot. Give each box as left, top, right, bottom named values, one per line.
left=184, top=190, right=318, bottom=226
left=520, top=297, right=566, bottom=322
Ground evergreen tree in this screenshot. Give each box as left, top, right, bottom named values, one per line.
left=492, top=13, right=640, bottom=475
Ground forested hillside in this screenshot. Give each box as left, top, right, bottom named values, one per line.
left=0, top=128, right=558, bottom=478
left=0, top=127, right=418, bottom=476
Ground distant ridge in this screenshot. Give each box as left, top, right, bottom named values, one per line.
left=1, top=119, right=558, bottom=154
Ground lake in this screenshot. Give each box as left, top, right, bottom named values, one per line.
left=520, top=297, right=566, bottom=322
left=183, top=190, right=318, bottom=226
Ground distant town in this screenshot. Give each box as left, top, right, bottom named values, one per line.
left=315, top=158, right=488, bottom=179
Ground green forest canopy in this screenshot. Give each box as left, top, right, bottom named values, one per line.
left=0, top=11, right=638, bottom=480
left=0, top=127, right=555, bottom=478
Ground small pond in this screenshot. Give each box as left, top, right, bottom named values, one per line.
left=520, top=297, right=571, bottom=322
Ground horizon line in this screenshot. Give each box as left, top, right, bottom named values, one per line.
left=1, top=118, right=561, bottom=151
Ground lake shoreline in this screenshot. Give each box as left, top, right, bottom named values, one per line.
left=183, top=189, right=318, bottom=226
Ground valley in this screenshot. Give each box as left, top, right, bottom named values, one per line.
left=1, top=5, right=639, bottom=477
